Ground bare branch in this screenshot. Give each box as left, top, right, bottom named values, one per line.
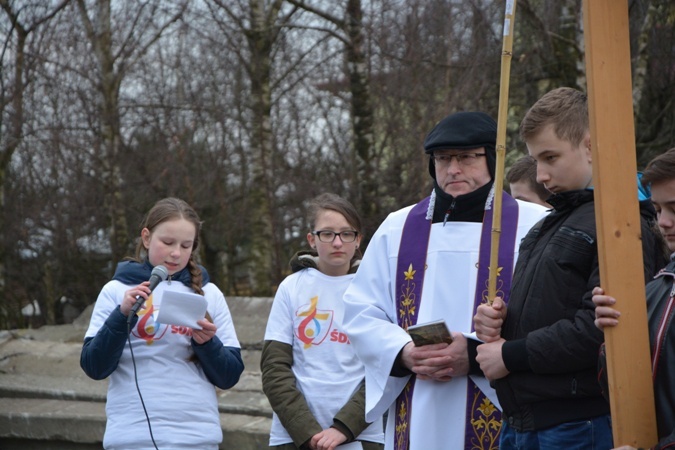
left=284, top=0, right=345, bottom=29
left=119, top=1, right=188, bottom=71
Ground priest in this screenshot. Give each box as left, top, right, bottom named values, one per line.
left=342, top=111, right=549, bottom=450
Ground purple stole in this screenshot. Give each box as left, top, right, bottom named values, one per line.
left=394, top=192, right=519, bottom=450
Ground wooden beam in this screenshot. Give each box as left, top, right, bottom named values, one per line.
left=582, top=1, right=658, bottom=447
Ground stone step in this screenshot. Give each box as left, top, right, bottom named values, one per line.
left=0, top=397, right=272, bottom=449
left=0, top=297, right=276, bottom=449
left=0, top=397, right=106, bottom=446
left=0, top=372, right=272, bottom=417
left=0, top=340, right=271, bottom=411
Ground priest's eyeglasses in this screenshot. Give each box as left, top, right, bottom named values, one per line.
left=312, top=230, right=359, bottom=243
left=432, top=153, right=486, bottom=167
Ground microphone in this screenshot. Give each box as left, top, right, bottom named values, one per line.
left=128, top=265, right=169, bottom=320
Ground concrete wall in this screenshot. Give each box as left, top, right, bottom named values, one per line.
left=0, top=297, right=274, bottom=449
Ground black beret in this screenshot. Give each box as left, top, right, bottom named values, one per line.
left=424, top=111, right=497, bottom=153
left=423, top=111, right=497, bottom=179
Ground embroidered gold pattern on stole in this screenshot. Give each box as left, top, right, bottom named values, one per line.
left=398, top=263, right=417, bottom=329
left=481, top=265, right=504, bottom=303
left=395, top=382, right=413, bottom=449
left=468, top=393, right=501, bottom=450
left=473, top=263, right=503, bottom=449
left=394, top=262, right=419, bottom=450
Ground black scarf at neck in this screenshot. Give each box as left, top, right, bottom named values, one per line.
left=432, top=180, right=493, bottom=223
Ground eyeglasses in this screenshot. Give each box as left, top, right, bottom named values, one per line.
left=312, top=230, right=359, bottom=243
left=431, top=153, right=486, bottom=167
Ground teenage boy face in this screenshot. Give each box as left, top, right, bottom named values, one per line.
left=527, top=124, right=593, bottom=194
left=650, top=178, right=675, bottom=253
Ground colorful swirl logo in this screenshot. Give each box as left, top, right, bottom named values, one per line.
left=296, top=296, right=333, bottom=349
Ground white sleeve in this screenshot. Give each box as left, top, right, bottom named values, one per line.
left=204, top=283, right=241, bottom=348
left=84, top=280, right=124, bottom=339
left=342, top=213, right=413, bottom=421
left=263, top=279, right=295, bottom=345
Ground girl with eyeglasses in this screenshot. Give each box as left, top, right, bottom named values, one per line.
left=261, top=193, right=384, bottom=450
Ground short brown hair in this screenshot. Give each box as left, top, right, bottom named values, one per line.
left=506, top=155, right=550, bottom=202
left=642, top=147, right=675, bottom=186
left=520, top=87, right=588, bottom=146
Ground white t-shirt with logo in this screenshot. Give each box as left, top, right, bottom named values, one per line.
left=85, top=279, right=240, bottom=450
left=264, top=267, right=384, bottom=446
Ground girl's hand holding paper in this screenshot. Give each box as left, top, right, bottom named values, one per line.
left=191, top=318, right=217, bottom=344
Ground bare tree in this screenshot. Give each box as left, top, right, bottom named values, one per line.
left=203, top=0, right=307, bottom=294
left=631, top=0, right=675, bottom=163
left=0, top=0, right=70, bottom=327
left=1, top=0, right=673, bottom=319
left=363, top=0, right=505, bottom=208
left=73, top=0, right=187, bottom=265
left=282, top=0, right=382, bottom=237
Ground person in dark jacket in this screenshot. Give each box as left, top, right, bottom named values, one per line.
left=473, top=88, right=667, bottom=449
left=594, top=147, right=675, bottom=450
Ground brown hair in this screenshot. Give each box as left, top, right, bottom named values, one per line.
left=506, top=155, right=550, bottom=202
left=307, top=193, right=364, bottom=260
left=642, top=147, right=675, bottom=186
left=520, top=87, right=589, bottom=146
left=134, top=197, right=205, bottom=295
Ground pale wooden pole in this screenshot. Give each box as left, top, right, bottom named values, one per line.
left=488, top=0, right=516, bottom=303
left=583, top=0, right=657, bottom=446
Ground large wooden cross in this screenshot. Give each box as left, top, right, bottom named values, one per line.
left=583, top=0, right=657, bottom=446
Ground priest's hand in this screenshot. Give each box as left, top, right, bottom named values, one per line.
left=476, top=339, right=509, bottom=381
left=474, top=296, right=506, bottom=343
left=401, top=332, right=469, bottom=382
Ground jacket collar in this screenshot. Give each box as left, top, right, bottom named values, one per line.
left=112, top=259, right=210, bottom=288
left=547, top=189, right=594, bottom=212
left=289, top=250, right=360, bottom=275
left=432, top=180, right=493, bottom=223
left=655, top=256, right=675, bottom=279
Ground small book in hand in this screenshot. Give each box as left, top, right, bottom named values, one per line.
left=407, top=319, right=453, bottom=346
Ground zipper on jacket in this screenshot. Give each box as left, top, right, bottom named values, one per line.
left=571, top=378, right=577, bottom=395
left=560, top=226, right=595, bottom=245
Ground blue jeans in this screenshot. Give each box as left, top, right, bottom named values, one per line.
left=499, top=414, right=613, bottom=450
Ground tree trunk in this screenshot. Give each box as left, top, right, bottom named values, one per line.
left=286, top=0, right=378, bottom=237
left=0, top=11, right=27, bottom=325
left=246, top=0, right=285, bottom=294
left=76, top=0, right=129, bottom=267
left=631, top=2, right=656, bottom=122
left=345, top=0, right=377, bottom=236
